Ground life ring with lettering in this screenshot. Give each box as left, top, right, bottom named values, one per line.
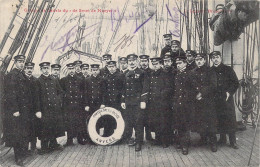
left=87, top=107, right=125, bottom=145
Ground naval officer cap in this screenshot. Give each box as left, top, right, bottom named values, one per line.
left=66, top=63, right=75, bottom=68
left=163, top=34, right=172, bottom=39
left=171, top=40, right=181, bottom=46
left=162, top=52, right=172, bottom=60
left=80, top=64, right=89, bottom=69
left=91, top=64, right=100, bottom=68
left=25, top=62, right=35, bottom=67
left=150, top=57, right=162, bottom=64
left=186, top=50, right=197, bottom=57
left=139, top=55, right=150, bottom=60
left=127, top=54, right=138, bottom=60
left=107, top=60, right=117, bottom=66
left=39, top=62, right=50, bottom=67
left=209, top=51, right=221, bottom=58
left=74, top=60, right=82, bottom=65
left=14, top=55, right=25, bottom=61
left=119, top=57, right=127, bottom=62
left=175, top=55, right=187, bottom=62
left=195, top=53, right=207, bottom=59
left=102, top=54, right=112, bottom=59
left=51, top=64, right=61, bottom=69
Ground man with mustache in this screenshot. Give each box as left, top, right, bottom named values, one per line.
left=37, top=62, right=65, bottom=155
left=185, top=50, right=197, bottom=71
left=74, top=60, right=84, bottom=79
left=102, top=60, right=125, bottom=137
left=160, top=34, right=173, bottom=58
left=60, top=63, right=86, bottom=146
left=210, top=51, right=239, bottom=149
left=81, top=64, right=90, bottom=79
left=173, top=54, right=193, bottom=155
left=84, top=64, right=106, bottom=140
left=190, top=53, right=218, bottom=152
left=139, top=55, right=153, bottom=142
left=100, top=54, right=112, bottom=78
left=23, top=62, right=40, bottom=155
left=121, top=54, right=145, bottom=151
left=3, top=55, right=35, bottom=165
left=50, top=64, right=61, bottom=80
left=119, top=57, right=128, bottom=74
left=142, top=57, right=173, bottom=148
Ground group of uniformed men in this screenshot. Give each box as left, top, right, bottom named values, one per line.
left=0, top=33, right=240, bottom=166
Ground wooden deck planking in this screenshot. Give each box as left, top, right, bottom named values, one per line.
left=0, top=127, right=259, bottom=167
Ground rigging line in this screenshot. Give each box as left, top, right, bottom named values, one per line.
left=105, top=0, right=130, bottom=54
left=242, top=26, right=245, bottom=78
left=246, top=24, right=250, bottom=77
left=250, top=22, right=256, bottom=78
left=154, top=0, right=158, bottom=54
left=156, top=0, right=164, bottom=56
left=166, top=0, right=169, bottom=33
left=18, top=0, right=39, bottom=54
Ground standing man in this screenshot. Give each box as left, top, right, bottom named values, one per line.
left=119, top=57, right=128, bottom=74
left=100, top=54, right=112, bottom=78
left=3, top=55, right=35, bottom=165
left=84, top=64, right=106, bottom=138
left=51, top=64, right=61, bottom=80
left=139, top=55, right=152, bottom=141
left=142, top=57, right=173, bottom=148
left=173, top=55, right=193, bottom=155
left=23, top=62, right=40, bottom=154
left=191, top=53, right=218, bottom=152
left=103, top=60, right=125, bottom=137
left=37, top=62, right=64, bottom=155
left=60, top=63, right=86, bottom=146
left=160, top=34, right=172, bottom=57
left=81, top=64, right=90, bottom=79
left=210, top=51, right=239, bottom=149
left=121, top=54, right=145, bottom=151
left=170, top=40, right=185, bottom=67
left=74, top=60, right=84, bottom=79
left=185, top=50, right=197, bottom=71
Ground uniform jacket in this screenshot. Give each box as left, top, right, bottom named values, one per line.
left=104, top=71, right=125, bottom=108
left=37, top=74, right=65, bottom=139
left=190, top=65, right=218, bottom=133
left=84, top=74, right=106, bottom=107
left=3, top=69, right=35, bottom=146
left=122, top=68, right=144, bottom=105
left=211, top=63, right=239, bottom=133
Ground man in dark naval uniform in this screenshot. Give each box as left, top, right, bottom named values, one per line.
left=37, top=62, right=64, bottom=155
left=23, top=62, right=40, bottom=154
left=51, top=64, right=61, bottom=80
left=190, top=53, right=218, bottom=152
left=121, top=54, right=145, bottom=151
left=3, top=55, right=35, bottom=165
left=139, top=55, right=152, bottom=141
left=81, top=63, right=90, bottom=79
left=170, top=40, right=185, bottom=68
left=60, top=63, right=85, bottom=146
left=84, top=64, right=106, bottom=138
left=160, top=34, right=172, bottom=57
left=100, top=54, right=112, bottom=78
left=119, top=57, right=128, bottom=74
left=210, top=51, right=239, bottom=149
left=102, top=60, right=125, bottom=137
left=142, top=57, right=173, bottom=148
left=74, top=60, right=84, bottom=79
left=173, top=55, right=194, bottom=155
left=185, top=50, right=197, bottom=71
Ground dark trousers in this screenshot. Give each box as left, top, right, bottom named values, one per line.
left=200, top=132, right=217, bottom=144
left=41, top=138, right=58, bottom=150
left=13, top=141, right=27, bottom=161
left=220, top=132, right=237, bottom=144
left=123, top=104, right=144, bottom=143
left=144, top=109, right=152, bottom=140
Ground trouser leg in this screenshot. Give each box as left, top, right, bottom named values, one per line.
left=135, top=107, right=144, bottom=144
left=229, top=132, right=237, bottom=144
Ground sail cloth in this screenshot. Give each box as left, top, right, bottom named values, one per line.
left=209, top=1, right=259, bottom=46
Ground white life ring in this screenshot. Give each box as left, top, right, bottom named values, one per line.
left=87, top=107, right=125, bottom=145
